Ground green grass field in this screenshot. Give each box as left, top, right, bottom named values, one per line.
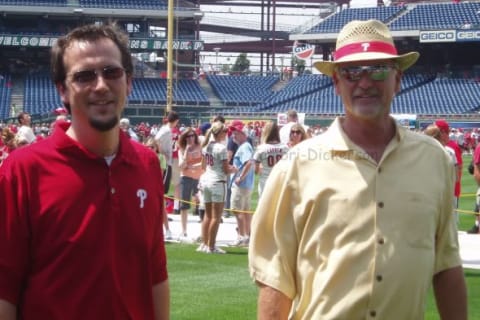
left=167, top=154, right=480, bottom=319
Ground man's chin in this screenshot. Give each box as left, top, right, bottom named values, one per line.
left=89, top=116, right=119, bottom=132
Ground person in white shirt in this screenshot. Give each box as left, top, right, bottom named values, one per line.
left=253, top=121, right=288, bottom=197
left=197, top=121, right=237, bottom=254
left=16, top=112, right=36, bottom=145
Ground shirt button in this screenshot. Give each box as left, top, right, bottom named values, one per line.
left=376, top=275, right=383, bottom=282
left=111, top=187, right=116, bottom=194
left=378, top=167, right=382, bottom=173
left=378, top=202, right=384, bottom=208
left=370, top=310, right=377, bottom=317
left=378, top=238, right=385, bottom=245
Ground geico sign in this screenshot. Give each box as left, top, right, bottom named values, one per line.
left=419, top=31, right=456, bottom=43
left=457, top=30, right=480, bottom=41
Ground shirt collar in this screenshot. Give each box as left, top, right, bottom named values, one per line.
left=51, top=121, right=137, bottom=166
left=324, top=116, right=405, bottom=152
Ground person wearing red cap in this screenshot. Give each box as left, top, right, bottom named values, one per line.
left=0, top=24, right=169, bottom=319
left=249, top=19, right=466, bottom=320
left=229, top=120, right=255, bottom=247
left=435, top=120, right=463, bottom=217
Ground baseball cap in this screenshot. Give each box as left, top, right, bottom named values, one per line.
left=435, top=120, right=449, bottom=133
left=229, top=120, right=245, bottom=132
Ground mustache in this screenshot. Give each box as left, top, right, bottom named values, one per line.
left=353, top=88, right=379, bottom=97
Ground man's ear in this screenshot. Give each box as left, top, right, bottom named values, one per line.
left=332, top=72, right=341, bottom=96
left=56, top=82, right=69, bottom=106
left=394, top=69, right=403, bottom=94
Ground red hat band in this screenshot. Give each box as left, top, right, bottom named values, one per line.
left=334, top=41, right=398, bottom=61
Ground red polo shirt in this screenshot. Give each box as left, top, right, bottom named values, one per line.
left=0, top=123, right=167, bottom=319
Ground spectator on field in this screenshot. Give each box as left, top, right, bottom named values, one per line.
left=249, top=19, right=466, bottom=320
left=0, top=127, right=17, bottom=166
left=198, top=121, right=237, bottom=254
left=435, top=120, right=463, bottom=216
left=177, top=127, right=203, bottom=240
left=279, top=109, right=300, bottom=144
left=155, top=111, right=180, bottom=240
left=229, top=120, right=255, bottom=247
left=0, top=23, right=169, bottom=319
left=15, top=111, right=35, bottom=145
left=253, top=121, right=288, bottom=196
left=119, top=117, right=139, bottom=141
left=470, top=141, right=480, bottom=234
left=226, top=120, right=252, bottom=218
left=424, top=125, right=457, bottom=165
left=287, top=123, right=308, bottom=148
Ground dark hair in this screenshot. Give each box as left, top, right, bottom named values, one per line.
left=213, top=115, right=225, bottom=123
left=178, top=127, right=199, bottom=149
left=17, top=111, right=29, bottom=124
left=166, top=111, right=179, bottom=123
left=50, top=22, right=133, bottom=112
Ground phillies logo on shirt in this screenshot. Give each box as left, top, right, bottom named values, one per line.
left=137, top=189, right=147, bottom=208
left=293, top=41, right=315, bottom=60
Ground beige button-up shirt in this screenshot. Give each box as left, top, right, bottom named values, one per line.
left=249, top=117, right=461, bottom=320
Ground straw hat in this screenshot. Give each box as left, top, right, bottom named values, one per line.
left=314, top=19, right=419, bottom=76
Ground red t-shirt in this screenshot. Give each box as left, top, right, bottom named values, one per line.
left=446, top=140, right=462, bottom=197
left=0, top=123, right=167, bottom=319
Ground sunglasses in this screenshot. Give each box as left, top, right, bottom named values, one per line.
left=337, top=65, right=396, bottom=82
left=186, top=134, right=196, bottom=138
left=69, top=66, right=126, bottom=84
left=290, top=130, right=302, bottom=135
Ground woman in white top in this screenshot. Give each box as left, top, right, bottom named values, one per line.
left=198, top=121, right=237, bottom=254
left=253, top=121, right=289, bottom=197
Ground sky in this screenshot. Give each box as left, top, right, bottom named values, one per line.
left=198, top=0, right=379, bottom=73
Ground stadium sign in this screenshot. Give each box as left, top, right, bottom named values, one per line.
left=293, top=41, right=315, bottom=60
left=456, top=30, right=480, bottom=42
left=0, top=35, right=204, bottom=51
left=0, top=35, right=57, bottom=47
left=419, top=30, right=456, bottom=43
left=129, top=39, right=204, bottom=51
left=419, top=30, right=480, bottom=43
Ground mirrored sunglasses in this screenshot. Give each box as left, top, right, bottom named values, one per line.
left=337, top=65, right=396, bottom=82
left=70, top=66, right=125, bottom=84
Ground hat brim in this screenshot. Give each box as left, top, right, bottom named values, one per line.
left=314, top=51, right=419, bottom=76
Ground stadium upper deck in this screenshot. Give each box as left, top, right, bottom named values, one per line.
left=0, top=0, right=478, bottom=123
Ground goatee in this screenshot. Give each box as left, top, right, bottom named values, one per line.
left=90, top=115, right=119, bottom=132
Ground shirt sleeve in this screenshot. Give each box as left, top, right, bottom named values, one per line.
left=0, top=158, right=31, bottom=305
left=248, top=159, right=298, bottom=299
left=434, top=153, right=462, bottom=273
left=149, top=156, right=168, bottom=285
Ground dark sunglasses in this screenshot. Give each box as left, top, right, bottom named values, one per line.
left=290, top=130, right=302, bottom=135
left=186, top=134, right=196, bottom=138
left=70, top=66, right=125, bottom=84
left=337, top=65, right=396, bottom=82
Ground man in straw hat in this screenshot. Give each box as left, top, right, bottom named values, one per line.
left=249, top=20, right=466, bottom=319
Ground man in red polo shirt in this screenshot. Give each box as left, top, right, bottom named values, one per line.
left=435, top=120, right=463, bottom=217
left=0, top=24, right=169, bottom=319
